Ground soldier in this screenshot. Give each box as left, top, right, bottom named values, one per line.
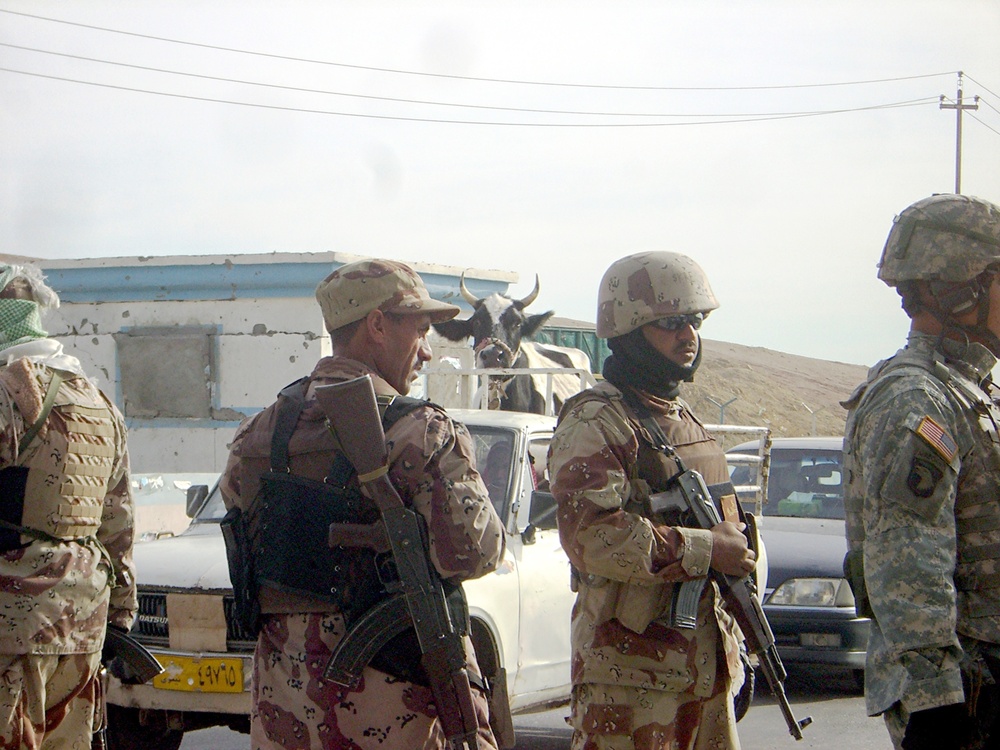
left=548, top=251, right=756, bottom=750
left=0, top=263, right=135, bottom=748
left=843, top=194, right=1000, bottom=750
left=220, top=258, right=506, bottom=750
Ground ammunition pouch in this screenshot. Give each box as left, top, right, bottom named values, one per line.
left=252, top=467, right=388, bottom=621
left=0, top=466, right=28, bottom=552
left=220, top=505, right=261, bottom=635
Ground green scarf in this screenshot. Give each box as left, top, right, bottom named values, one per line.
left=0, top=299, right=48, bottom=352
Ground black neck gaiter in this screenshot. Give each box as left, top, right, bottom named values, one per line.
left=602, top=328, right=702, bottom=400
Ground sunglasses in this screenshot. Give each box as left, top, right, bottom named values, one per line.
left=651, top=313, right=705, bottom=331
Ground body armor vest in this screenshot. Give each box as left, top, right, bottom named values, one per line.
left=244, top=380, right=468, bottom=683
left=0, top=365, right=117, bottom=550
left=845, top=346, right=1000, bottom=640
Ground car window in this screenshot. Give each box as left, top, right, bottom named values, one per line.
left=469, top=427, right=516, bottom=514
left=766, top=450, right=844, bottom=519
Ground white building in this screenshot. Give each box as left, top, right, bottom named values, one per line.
left=33, top=252, right=514, bottom=473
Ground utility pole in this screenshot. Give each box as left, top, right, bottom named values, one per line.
left=939, top=71, right=979, bottom=194
left=801, top=402, right=825, bottom=437
left=707, top=395, right=737, bottom=424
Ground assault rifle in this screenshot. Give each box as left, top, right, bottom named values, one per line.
left=314, top=376, right=481, bottom=750
left=649, top=470, right=813, bottom=741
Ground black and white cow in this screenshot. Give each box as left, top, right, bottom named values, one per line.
left=433, top=274, right=591, bottom=415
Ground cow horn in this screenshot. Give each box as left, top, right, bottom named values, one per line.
left=518, top=275, right=540, bottom=308
left=459, top=272, right=481, bottom=306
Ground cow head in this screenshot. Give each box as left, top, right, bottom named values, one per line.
left=433, top=273, right=554, bottom=369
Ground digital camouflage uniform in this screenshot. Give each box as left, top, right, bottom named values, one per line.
left=221, top=356, right=505, bottom=750
left=0, top=338, right=134, bottom=749
left=549, top=380, right=744, bottom=750
left=844, top=331, right=1000, bottom=748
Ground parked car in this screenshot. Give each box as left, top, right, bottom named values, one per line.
left=105, top=409, right=573, bottom=750
left=727, top=436, right=869, bottom=684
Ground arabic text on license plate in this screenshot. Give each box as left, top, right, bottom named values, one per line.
left=153, top=656, right=243, bottom=693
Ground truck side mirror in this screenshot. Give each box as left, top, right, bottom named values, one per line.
left=185, top=484, right=209, bottom=518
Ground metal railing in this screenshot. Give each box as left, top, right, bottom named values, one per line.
left=417, top=366, right=598, bottom=416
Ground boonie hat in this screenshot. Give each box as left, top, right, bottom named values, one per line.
left=316, top=258, right=460, bottom=331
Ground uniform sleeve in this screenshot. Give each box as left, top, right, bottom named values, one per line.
left=548, top=397, right=702, bottom=585
left=853, top=380, right=966, bottom=712
left=219, top=416, right=256, bottom=512
left=388, top=408, right=505, bottom=582
left=99, top=406, right=137, bottom=631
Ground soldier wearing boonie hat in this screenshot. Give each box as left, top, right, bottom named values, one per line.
left=221, top=258, right=504, bottom=750
left=548, top=251, right=755, bottom=750
left=0, top=263, right=134, bottom=749
left=843, top=195, right=1000, bottom=750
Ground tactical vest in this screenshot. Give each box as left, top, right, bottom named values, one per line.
left=243, top=379, right=468, bottom=683
left=578, top=382, right=730, bottom=505
left=844, top=346, right=1000, bottom=640
left=0, top=365, right=118, bottom=551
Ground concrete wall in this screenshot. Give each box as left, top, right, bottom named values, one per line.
left=35, top=252, right=513, bottom=473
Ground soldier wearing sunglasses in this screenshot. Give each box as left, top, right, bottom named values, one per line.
left=549, top=251, right=755, bottom=750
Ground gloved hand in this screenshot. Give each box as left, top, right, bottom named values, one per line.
left=901, top=703, right=967, bottom=750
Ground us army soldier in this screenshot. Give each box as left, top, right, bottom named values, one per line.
left=844, top=194, right=1000, bottom=750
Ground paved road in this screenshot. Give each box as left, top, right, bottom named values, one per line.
left=179, top=667, right=891, bottom=749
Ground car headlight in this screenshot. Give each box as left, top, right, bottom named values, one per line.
left=767, top=577, right=856, bottom=607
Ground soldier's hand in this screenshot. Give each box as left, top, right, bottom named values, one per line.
left=710, top=521, right=756, bottom=578
left=901, top=703, right=966, bottom=750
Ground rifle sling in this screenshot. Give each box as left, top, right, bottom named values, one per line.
left=16, top=369, right=64, bottom=461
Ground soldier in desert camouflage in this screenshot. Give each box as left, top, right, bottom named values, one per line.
left=548, top=251, right=756, bottom=750
left=220, top=258, right=505, bottom=750
left=0, top=263, right=134, bottom=749
left=843, top=194, right=1000, bottom=750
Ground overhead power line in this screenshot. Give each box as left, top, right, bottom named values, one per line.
left=0, top=42, right=943, bottom=119
left=0, top=7, right=955, bottom=92
left=0, top=65, right=940, bottom=127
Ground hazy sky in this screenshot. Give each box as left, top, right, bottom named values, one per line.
left=2, top=1, right=999, bottom=366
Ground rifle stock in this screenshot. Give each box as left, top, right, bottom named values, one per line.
left=649, top=471, right=812, bottom=741
left=314, top=376, right=481, bottom=750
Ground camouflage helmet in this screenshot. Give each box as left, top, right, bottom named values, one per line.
left=596, top=251, right=719, bottom=339
left=878, top=194, right=1000, bottom=286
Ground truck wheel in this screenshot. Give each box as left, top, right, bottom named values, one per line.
left=106, top=705, right=184, bottom=750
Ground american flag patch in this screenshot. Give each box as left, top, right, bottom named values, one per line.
left=916, top=416, right=958, bottom=462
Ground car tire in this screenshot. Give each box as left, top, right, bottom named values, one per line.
left=852, top=669, right=865, bottom=693
left=106, top=705, right=184, bottom=750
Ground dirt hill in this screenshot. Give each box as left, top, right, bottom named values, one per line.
left=683, top=339, right=870, bottom=447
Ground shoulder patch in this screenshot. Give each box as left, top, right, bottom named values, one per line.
left=915, top=416, right=958, bottom=463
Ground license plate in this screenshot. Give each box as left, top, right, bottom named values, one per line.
left=152, top=655, right=244, bottom=693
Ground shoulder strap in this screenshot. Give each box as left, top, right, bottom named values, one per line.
left=269, top=378, right=309, bottom=473
left=618, top=387, right=689, bottom=474
left=380, top=394, right=430, bottom=429
left=17, top=370, right=64, bottom=461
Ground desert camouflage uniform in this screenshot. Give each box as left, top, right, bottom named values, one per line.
left=549, top=381, right=744, bottom=750
left=0, top=344, right=134, bottom=749
left=844, top=331, right=1000, bottom=748
left=221, top=356, right=505, bottom=750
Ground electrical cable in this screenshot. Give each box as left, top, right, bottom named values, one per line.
left=0, top=7, right=956, bottom=93
left=0, top=65, right=939, bottom=126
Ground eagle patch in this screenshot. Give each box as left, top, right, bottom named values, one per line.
left=907, top=455, right=943, bottom=498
